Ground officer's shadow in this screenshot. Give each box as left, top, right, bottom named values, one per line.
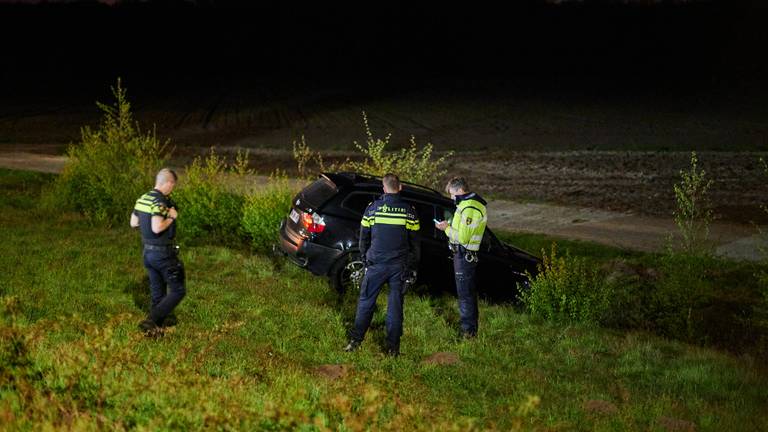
left=324, top=284, right=389, bottom=346
left=123, top=277, right=179, bottom=327
left=326, top=282, right=462, bottom=348
left=424, top=291, right=462, bottom=331
left=124, top=276, right=151, bottom=313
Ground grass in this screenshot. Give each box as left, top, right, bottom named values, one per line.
left=495, top=231, right=641, bottom=262
left=1, top=168, right=767, bottom=430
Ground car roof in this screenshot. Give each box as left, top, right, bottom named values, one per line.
left=322, top=172, right=454, bottom=206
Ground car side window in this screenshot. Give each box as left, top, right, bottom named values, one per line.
left=404, top=201, right=437, bottom=239
left=441, top=207, right=454, bottom=224
left=341, top=192, right=378, bottom=216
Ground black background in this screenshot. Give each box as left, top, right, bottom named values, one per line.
left=1, top=1, right=766, bottom=103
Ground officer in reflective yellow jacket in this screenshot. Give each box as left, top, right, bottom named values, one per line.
left=436, top=177, right=487, bottom=338
left=130, top=168, right=185, bottom=335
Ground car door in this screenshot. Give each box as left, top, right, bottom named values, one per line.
left=438, top=206, right=520, bottom=298
left=476, top=229, right=525, bottom=300
left=403, top=200, right=453, bottom=288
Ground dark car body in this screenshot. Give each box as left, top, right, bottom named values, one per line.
left=278, top=172, right=540, bottom=299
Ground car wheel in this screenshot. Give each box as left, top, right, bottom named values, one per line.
left=329, top=252, right=364, bottom=293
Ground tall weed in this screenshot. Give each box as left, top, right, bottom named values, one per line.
left=672, top=151, right=713, bottom=255
left=344, top=112, right=452, bottom=188
left=519, top=243, right=613, bottom=325
left=48, top=79, right=170, bottom=225
left=291, top=112, right=453, bottom=189
left=651, top=252, right=713, bottom=342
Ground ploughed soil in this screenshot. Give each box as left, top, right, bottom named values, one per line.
left=1, top=146, right=765, bottom=261
left=1, top=87, right=766, bottom=259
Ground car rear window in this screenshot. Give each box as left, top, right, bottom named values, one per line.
left=300, top=177, right=338, bottom=208
left=341, top=192, right=378, bottom=215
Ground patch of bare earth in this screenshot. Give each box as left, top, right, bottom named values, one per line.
left=313, top=364, right=351, bottom=380
left=582, top=399, right=618, bottom=415
left=422, top=352, right=460, bottom=366
left=453, top=150, right=768, bottom=225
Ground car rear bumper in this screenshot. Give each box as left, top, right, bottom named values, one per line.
left=278, top=220, right=343, bottom=276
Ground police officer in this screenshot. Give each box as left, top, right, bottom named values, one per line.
left=435, top=177, right=487, bottom=338
left=345, top=173, right=420, bottom=356
left=129, top=168, right=186, bottom=334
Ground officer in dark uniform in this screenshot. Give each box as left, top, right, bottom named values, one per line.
left=345, top=173, right=420, bottom=356
left=129, top=168, right=186, bottom=334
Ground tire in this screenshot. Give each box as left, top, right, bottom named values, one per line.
left=329, top=252, right=364, bottom=293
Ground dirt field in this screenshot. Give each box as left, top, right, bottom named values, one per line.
left=1, top=147, right=765, bottom=261
left=2, top=84, right=766, bottom=258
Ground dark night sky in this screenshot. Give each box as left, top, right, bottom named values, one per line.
left=0, top=1, right=766, bottom=117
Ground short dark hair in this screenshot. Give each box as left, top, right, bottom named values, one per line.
left=382, top=173, right=401, bottom=191
left=446, top=177, right=469, bottom=194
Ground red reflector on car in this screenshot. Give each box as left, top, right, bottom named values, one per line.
left=301, top=212, right=325, bottom=234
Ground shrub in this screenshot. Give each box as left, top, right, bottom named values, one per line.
left=519, top=243, right=613, bottom=325
left=650, top=152, right=716, bottom=342
left=672, top=151, right=713, bottom=255
left=241, top=173, right=295, bottom=253
left=290, top=112, right=453, bottom=189
left=292, top=134, right=329, bottom=179
left=49, top=79, right=170, bottom=225
left=650, top=252, right=714, bottom=342
left=172, top=148, right=250, bottom=246
left=344, top=112, right=453, bottom=188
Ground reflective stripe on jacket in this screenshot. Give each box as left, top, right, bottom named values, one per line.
left=359, top=193, right=420, bottom=267
left=445, top=192, right=487, bottom=252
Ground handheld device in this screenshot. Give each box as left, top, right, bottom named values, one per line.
left=433, top=218, right=441, bottom=224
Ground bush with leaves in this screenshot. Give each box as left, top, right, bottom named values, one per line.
left=291, top=112, right=453, bottom=189
left=241, top=173, right=295, bottom=253
left=344, top=112, right=452, bottom=188
left=519, top=243, right=614, bottom=325
left=650, top=251, right=714, bottom=342
left=172, top=149, right=251, bottom=246
left=672, top=151, right=714, bottom=255
left=292, top=135, right=329, bottom=180
left=49, top=79, right=170, bottom=225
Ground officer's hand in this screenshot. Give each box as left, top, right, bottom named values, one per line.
left=435, top=220, right=448, bottom=231
left=168, top=207, right=178, bottom=220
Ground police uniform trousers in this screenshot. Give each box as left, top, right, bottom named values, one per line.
left=143, top=246, right=186, bottom=324
left=351, top=263, right=406, bottom=350
left=453, top=249, right=479, bottom=336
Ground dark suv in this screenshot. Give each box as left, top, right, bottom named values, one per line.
left=278, top=172, right=540, bottom=299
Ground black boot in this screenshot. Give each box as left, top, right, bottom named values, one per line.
left=344, top=340, right=361, bottom=352
left=138, top=318, right=161, bottom=337
left=384, top=344, right=400, bottom=357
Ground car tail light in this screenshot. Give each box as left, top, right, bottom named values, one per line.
left=301, top=212, right=326, bottom=234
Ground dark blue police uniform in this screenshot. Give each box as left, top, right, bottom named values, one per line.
left=349, top=193, right=420, bottom=353
left=133, top=189, right=186, bottom=326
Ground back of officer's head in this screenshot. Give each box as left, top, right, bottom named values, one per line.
left=382, top=173, right=402, bottom=194
left=446, top=177, right=469, bottom=196
left=155, top=168, right=178, bottom=192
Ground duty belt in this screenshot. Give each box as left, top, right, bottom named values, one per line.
left=143, top=243, right=178, bottom=252
left=449, top=243, right=478, bottom=263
